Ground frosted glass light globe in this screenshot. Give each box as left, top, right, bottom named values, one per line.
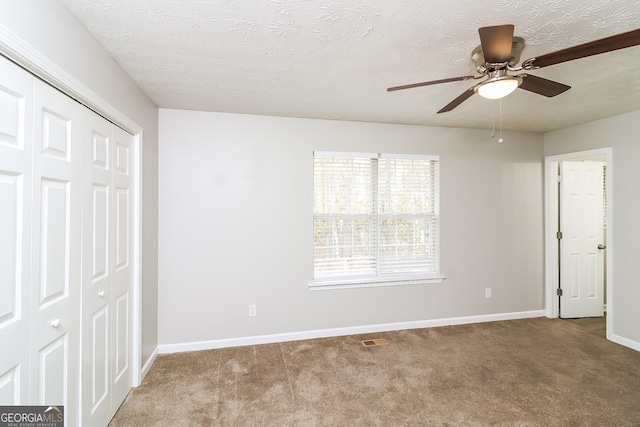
left=477, top=78, right=520, bottom=99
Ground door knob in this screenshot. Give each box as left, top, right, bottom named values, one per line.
left=51, top=319, right=60, bottom=328
left=98, top=290, right=105, bottom=298
left=597, top=244, right=606, bottom=250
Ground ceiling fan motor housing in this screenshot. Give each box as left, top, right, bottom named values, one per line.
left=472, top=37, right=525, bottom=72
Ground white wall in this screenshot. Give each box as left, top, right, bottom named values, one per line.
left=0, top=0, right=159, bottom=366
left=544, top=110, right=640, bottom=348
left=159, top=109, right=544, bottom=346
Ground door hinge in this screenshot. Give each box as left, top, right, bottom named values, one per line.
left=556, top=231, right=563, bottom=239
left=556, top=175, right=562, bottom=183
left=556, top=288, right=563, bottom=296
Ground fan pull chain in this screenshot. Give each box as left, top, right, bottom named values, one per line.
left=498, top=98, right=504, bottom=143
left=491, top=113, right=495, bottom=137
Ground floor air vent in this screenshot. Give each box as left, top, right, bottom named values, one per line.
left=361, top=338, right=389, bottom=347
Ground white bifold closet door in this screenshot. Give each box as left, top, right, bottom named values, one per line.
left=0, top=55, right=134, bottom=427
left=0, top=58, right=83, bottom=425
left=0, top=51, right=35, bottom=406
left=81, top=109, right=134, bottom=426
left=29, top=79, right=83, bottom=416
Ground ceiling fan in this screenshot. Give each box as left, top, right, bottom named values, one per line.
left=387, top=25, right=640, bottom=113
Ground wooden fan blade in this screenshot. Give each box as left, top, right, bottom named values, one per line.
left=387, top=76, right=475, bottom=92
left=527, top=28, right=640, bottom=68
left=478, top=24, right=515, bottom=64
left=518, top=74, right=571, bottom=97
left=437, top=87, right=476, bottom=113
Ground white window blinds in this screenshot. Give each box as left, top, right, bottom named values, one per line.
left=313, top=153, right=378, bottom=278
left=313, top=152, right=440, bottom=283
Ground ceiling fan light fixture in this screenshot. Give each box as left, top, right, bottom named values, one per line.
left=476, top=77, right=521, bottom=99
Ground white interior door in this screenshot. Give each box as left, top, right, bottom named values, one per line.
left=29, top=80, right=83, bottom=424
left=0, top=55, right=33, bottom=406
left=82, top=109, right=134, bottom=426
left=560, top=160, right=605, bottom=318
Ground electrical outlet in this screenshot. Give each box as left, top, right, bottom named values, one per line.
left=485, top=288, right=492, bottom=299
left=249, top=304, right=257, bottom=317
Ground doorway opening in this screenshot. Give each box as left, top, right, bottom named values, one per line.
left=544, top=148, right=612, bottom=340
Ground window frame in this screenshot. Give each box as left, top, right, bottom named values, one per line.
left=310, top=151, right=445, bottom=290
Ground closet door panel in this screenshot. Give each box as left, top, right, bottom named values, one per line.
left=111, top=127, right=133, bottom=409
left=36, top=335, right=67, bottom=405
left=82, top=109, right=114, bottom=427
left=38, top=179, right=69, bottom=304
left=0, top=57, right=33, bottom=406
left=30, top=80, right=82, bottom=426
left=0, top=366, right=22, bottom=404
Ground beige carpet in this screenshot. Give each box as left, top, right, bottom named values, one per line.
left=109, top=317, right=640, bottom=426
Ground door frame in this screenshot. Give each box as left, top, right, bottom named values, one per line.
left=0, top=27, right=145, bottom=385
left=544, top=148, right=612, bottom=337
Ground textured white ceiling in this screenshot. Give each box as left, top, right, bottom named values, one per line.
left=60, top=0, right=640, bottom=132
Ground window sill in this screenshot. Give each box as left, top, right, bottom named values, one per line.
left=308, top=275, right=446, bottom=291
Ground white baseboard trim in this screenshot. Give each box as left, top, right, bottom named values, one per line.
left=140, top=347, right=159, bottom=382
left=608, top=333, right=640, bottom=353
left=158, top=309, right=545, bottom=355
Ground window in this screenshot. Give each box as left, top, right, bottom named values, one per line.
left=312, top=151, right=441, bottom=288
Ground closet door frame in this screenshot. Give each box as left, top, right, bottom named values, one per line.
left=0, top=27, right=145, bottom=387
